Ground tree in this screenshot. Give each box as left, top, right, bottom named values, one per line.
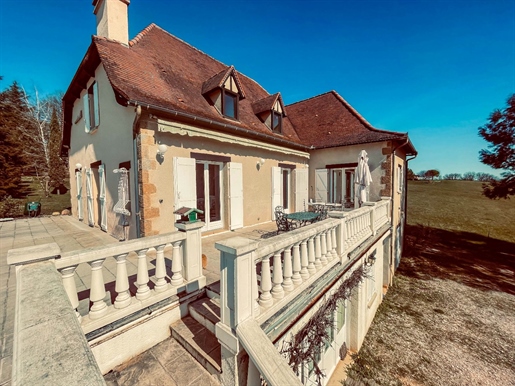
left=47, top=108, right=67, bottom=191
left=476, top=172, right=497, bottom=182
left=443, top=173, right=462, bottom=180
left=478, top=94, right=515, bottom=198
left=424, top=169, right=440, bottom=181
left=407, top=168, right=417, bottom=180
left=0, top=82, right=30, bottom=197
left=462, top=172, right=476, bottom=181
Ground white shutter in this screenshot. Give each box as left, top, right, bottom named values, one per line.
left=315, top=169, right=328, bottom=203
left=76, top=171, right=83, bottom=221
left=92, top=82, right=100, bottom=127
left=228, top=162, right=243, bottom=230
left=83, top=93, right=90, bottom=133
left=271, top=166, right=281, bottom=219
left=86, top=168, right=94, bottom=226
left=99, top=164, right=107, bottom=231
left=173, top=157, right=197, bottom=220
left=294, top=168, right=309, bottom=212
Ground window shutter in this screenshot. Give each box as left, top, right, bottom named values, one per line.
left=76, top=171, right=83, bottom=221
left=173, top=157, right=197, bottom=220
left=98, top=164, right=107, bottom=231
left=92, top=82, right=100, bottom=127
left=83, top=93, right=90, bottom=133
left=86, top=168, right=94, bottom=226
left=315, top=169, right=328, bottom=202
left=271, top=166, right=281, bottom=219
left=228, top=162, right=243, bottom=230
left=294, top=168, right=309, bottom=212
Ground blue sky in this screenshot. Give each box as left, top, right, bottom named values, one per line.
left=1, top=0, right=514, bottom=176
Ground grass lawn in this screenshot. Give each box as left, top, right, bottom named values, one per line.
left=0, top=176, right=71, bottom=217
left=344, top=180, right=515, bottom=386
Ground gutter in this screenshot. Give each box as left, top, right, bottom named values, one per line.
left=126, top=100, right=311, bottom=153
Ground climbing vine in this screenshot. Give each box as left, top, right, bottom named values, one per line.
left=280, top=265, right=369, bottom=386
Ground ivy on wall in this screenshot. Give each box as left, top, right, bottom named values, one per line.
left=280, top=264, right=369, bottom=386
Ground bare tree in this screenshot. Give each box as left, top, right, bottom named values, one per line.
left=462, top=172, right=476, bottom=181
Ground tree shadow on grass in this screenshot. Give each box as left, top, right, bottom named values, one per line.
left=401, top=224, right=515, bottom=295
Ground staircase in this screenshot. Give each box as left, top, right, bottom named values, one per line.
left=171, top=281, right=222, bottom=379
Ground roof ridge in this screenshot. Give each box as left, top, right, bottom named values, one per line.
left=286, top=90, right=335, bottom=107
left=129, top=23, right=158, bottom=46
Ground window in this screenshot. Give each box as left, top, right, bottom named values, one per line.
left=83, top=81, right=100, bottom=133
left=222, top=90, right=238, bottom=119
left=336, top=301, right=346, bottom=332
left=397, top=164, right=403, bottom=193
left=272, top=110, right=282, bottom=133
left=282, top=168, right=291, bottom=210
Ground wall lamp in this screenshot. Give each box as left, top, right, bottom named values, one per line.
left=257, top=158, right=265, bottom=167
left=365, top=252, right=377, bottom=267
left=157, top=144, right=168, bottom=159
left=75, top=163, right=83, bottom=171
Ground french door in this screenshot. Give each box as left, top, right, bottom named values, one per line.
left=196, top=161, right=223, bottom=231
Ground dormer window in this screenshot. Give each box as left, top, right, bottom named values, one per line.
left=223, top=89, right=238, bottom=119
left=202, top=66, right=245, bottom=121
left=272, top=110, right=282, bottom=133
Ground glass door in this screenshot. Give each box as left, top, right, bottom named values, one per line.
left=330, top=169, right=343, bottom=204
left=344, top=169, right=355, bottom=207
left=196, top=161, right=223, bottom=231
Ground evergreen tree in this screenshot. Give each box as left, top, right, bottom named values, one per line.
left=0, top=82, right=30, bottom=197
left=48, top=108, right=67, bottom=190
left=478, top=94, right=515, bottom=199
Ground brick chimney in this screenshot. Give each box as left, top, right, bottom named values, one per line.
left=93, top=0, right=130, bottom=45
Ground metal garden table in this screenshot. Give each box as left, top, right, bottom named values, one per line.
left=285, top=211, right=319, bottom=226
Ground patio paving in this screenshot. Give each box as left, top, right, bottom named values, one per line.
left=0, top=215, right=278, bottom=385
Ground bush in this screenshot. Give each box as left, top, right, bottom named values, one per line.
left=0, top=195, right=24, bottom=218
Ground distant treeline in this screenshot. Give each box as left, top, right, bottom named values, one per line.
left=408, top=169, right=498, bottom=182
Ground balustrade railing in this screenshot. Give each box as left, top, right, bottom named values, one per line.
left=54, top=221, right=205, bottom=332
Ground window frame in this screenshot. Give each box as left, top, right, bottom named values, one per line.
left=221, top=89, right=238, bottom=120
left=271, top=110, right=282, bottom=133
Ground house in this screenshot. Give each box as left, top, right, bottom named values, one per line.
left=53, top=0, right=418, bottom=384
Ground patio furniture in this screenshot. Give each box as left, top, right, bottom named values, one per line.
left=285, top=211, right=319, bottom=226
left=275, top=206, right=298, bottom=234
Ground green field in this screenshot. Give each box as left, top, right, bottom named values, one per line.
left=407, top=180, right=515, bottom=243
left=0, top=176, right=71, bottom=217
left=344, top=180, right=515, bottom=386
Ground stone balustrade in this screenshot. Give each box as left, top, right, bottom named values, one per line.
left=54, top=221, right=205, bottom=333
left=215, top=199, right=391, bottom=386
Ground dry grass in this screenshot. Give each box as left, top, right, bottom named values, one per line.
left=344, top=181, right=515, bottom=386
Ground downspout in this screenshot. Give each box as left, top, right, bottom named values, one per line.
left=404, top=154, right=417, bottom=228
left=132, top=104, right=142, bottom=238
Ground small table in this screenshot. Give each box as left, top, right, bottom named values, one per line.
left=286, top=211, right=319, bottom=226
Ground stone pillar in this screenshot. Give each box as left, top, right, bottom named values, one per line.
left=174, top=221, right=206, bottom=292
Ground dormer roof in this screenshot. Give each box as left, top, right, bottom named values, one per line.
left=252, top=93, right=286, bottom=116
left=202, top=65, right=246, bottom=99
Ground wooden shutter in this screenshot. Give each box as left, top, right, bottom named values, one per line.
left=98, top=164, right=107, bottom=231
left=228, top=162, right=243, bottom=230
left=294, top=168, right=309, bottom=212
left=86, top=168, right=94, bottom=226
left=92, top=82, right=100, bottom=127
left=173, top=157, right=197, bottom=220
left=83, top=93, right=90, bottom=133
left=315, top=169, right=328, bottom=202
left=76, top=171, right=83, bottom=221
left=271, top=166, right=281, bottom=219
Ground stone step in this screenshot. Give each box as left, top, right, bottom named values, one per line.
left=170, top=316, right=221, bottom=378
left=206, top=280, right=220, bottom=300
left=189, top=296, right=221, bottom=335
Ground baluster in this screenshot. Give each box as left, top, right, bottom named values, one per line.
left=271, top=250, right=284, bottom=299
left=314, top=233, right=322, bottom=270
left=252, top=260, right=260, bottom=317
left=282, top=246, right=294, bottom=292
left=170, top=240, right=184, bottom=286
left=300, top=240, right=310, bottom=280
left=291, top=242, right=302, bottom=285
left=136, top=248, right=151, bottom=300
left=259, top=255, right=273, bottom=308
left=59, top=265, right=81, bottom=320
left=320, top=230, right=328, bottom=265
left=331, top=226, right=338, bottom=259
left=88, top=259, right=108, bottom=319
left=114, top=253, right=131, bottom=309
left=326, top=228, right=333, bottom=261
left=154, top=244, right=168, bottom=292
left=307, top=236, right=316, bottom=275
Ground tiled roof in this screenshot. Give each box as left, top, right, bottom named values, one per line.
left=92, top=24, right=302, bottom=146
left=201, top=65, right=246, bottom=98
left=252, top=93, right=286, bottom=116
left=287, top=91, right=415, bottom=151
